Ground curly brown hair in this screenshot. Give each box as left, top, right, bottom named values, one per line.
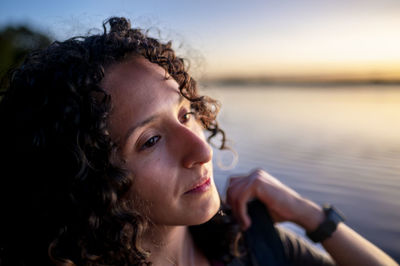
left=0, top=17, right=241, bottom=265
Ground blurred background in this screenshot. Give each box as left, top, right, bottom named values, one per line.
left=1, top=0, right=399, bottom=262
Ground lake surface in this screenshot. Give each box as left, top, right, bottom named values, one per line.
left=205, top=84, right=400, bottom=262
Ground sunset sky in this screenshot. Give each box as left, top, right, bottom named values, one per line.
left=1, top=0, right=400, bottom=80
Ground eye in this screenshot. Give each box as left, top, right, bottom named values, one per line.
left=180, top=111, right=195, bottom=124
left=140, top=135, right=161, bottom=150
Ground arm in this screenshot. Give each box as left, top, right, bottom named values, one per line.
left=226, top=169, right=398, bottom=266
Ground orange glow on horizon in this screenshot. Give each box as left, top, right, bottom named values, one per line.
left=198, top=12, right=400, bottom=81
left=203, top=61, right=400, bottom=81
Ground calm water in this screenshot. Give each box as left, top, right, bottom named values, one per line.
left=205, top=84, right=400, bottom=262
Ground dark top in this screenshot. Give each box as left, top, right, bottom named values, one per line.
left=276, top=226, right=335, bottom=266
left=220, top=200, right=336, bottom=266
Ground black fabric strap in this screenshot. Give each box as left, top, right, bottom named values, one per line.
left=243, top=200, right=290, bottom=266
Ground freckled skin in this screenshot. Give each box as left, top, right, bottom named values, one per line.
left=101, top=56, right=220, bottom=226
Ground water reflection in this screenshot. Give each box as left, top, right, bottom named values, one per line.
left=207, top=85, right=400, bottom=262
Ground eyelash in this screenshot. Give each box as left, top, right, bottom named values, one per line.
left=140, top=135, right=160, bottom=150
left=139, top=111, right=195, bottom=151
left=180, top=111, right=195, bottom=124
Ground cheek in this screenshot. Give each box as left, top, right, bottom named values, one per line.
left=128, top=157, right=177, bottom=206
left=128, top=174, right=170, bottom=220
left=131, top=170, right=164, bottom=200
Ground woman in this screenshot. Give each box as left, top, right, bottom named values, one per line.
left=0, top=17, right=397, bottom=266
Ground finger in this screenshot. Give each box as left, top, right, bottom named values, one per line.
left=225, top=177, right=242, bottom=200
left=225, top=179, right=237, bottom=207
left=226, top=176, right=249, bottom=206
left=237, top=197, right=252, bottom=230
left=226, top=180, right=246, bottom=223
left=226, top=185, right=244, bottom=230
left=228, top=175, right=245, bottom=185
left=233, top=183, right=254, bottom=230
left=270, top=211, right=284, bottom=223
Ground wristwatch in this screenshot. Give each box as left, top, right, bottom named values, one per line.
left=306, top=204, right=346, bottom=243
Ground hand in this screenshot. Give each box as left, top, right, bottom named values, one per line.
left=226, top=169, right=399, bottom=266
left=226, top=169, right=323, bottom=231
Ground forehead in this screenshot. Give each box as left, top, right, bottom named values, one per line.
left=101, top=55, right=181, bottom=110
left=102, top=56, right=176, bottom=96
left=100, top=56, right=181, bottom=141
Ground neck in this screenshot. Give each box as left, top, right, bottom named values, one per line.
left=142, top=225, right=196, bottom=266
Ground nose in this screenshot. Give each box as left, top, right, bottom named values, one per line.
left=175, top=124, right=213, bottom=169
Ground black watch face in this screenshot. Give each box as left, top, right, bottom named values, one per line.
left=327, top=207, right=345, bottom=223
left=308, top=205, right=345, bottom=242
left=321, top=220, right=336, bottom=235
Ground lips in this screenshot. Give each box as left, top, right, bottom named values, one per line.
left=184, top=177, right=211, bottom=194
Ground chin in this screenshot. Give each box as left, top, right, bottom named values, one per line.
left=191, top=186, right=221, bottom=225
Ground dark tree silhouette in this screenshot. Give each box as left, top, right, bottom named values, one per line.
left=0, top=25, right=52, bottom=89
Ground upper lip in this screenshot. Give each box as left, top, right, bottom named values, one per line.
left=185, top=175, right=210, bottom=194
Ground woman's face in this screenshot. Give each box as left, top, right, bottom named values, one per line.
left=101, top=56, right=220, bottom=226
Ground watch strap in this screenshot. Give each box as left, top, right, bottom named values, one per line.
left=306, top=204, right=346, bottom=243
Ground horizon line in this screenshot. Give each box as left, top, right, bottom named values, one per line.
left=200, top=76, right=400, bottom=87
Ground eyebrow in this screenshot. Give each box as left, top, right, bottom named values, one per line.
left=123, top=94, right=186, bottom=144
